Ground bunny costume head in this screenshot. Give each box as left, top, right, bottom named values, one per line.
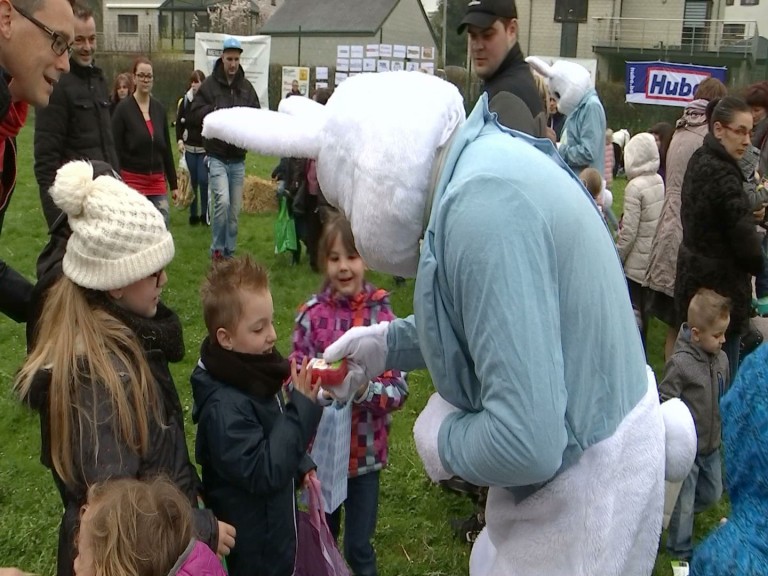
left=525, top=56, right=593, bottom=116
left=204, top=72, right=465, bottom=277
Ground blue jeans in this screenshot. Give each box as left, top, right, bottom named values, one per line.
left=147, top=194, right=169, bottom=229
left=667, top=449, right=723, bottom=560
left=208, top=156, right=244, bottom=257
left=326, top=471, right=379, bottom=576
left=185, top=151, right=209, bottom=222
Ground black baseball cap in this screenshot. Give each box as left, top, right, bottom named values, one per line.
left=457, top=0, right=518, bottom=33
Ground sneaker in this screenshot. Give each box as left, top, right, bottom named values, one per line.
left=212, top=250, right=224, bottom=261
left=189, top=215, right=200, bottom=226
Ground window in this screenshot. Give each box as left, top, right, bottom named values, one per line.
left=725, top=0, right=734, bottom=5
left=554, top=0, right=588, bottom=23
left=723, top=23, right=746, bottom=42
left=741, top=0, right=759, bottom=5
left=117, top=14, right=138, bottom=34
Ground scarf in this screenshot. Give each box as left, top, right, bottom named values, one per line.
left=200, top=336, right=289, bottom=399
left=91, top=293, right=185, bottom=362
left=676, top=99, right=708, bottom=129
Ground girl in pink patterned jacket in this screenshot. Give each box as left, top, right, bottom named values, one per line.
left=290, top=213, right=408, bottom=576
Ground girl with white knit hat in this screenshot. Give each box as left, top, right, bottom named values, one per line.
left=14, top=161, right=235, bottom=576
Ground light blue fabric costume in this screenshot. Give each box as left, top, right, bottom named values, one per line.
left=559, top=89, right=607, bottom=175
left=388, top=95, right=646, bottom=490
left=690, top=343, right=768, bottom=575
left=201, top=73, right=683, bottom=576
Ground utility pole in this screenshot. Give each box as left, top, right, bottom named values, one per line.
left=441, top=0, right=448, bottom=67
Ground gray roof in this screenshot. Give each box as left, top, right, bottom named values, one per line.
left=261, top=0, right=401, bottom=35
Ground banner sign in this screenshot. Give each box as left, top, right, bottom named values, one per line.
left=194, top=33, right=271, bottom=109
left=625, top=61, right=727, bottom=107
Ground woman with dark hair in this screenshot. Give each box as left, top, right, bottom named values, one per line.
left=675, top=96, right=764, bottom=380
left=645, top=82, right=727, bottom=361
left=112, top=57, right=177, bottom=227
left=176, top=69, right=209, bottom=225
left=109, top=72, right=133, bottom=116
left=648, top=122, right=673, bottom=181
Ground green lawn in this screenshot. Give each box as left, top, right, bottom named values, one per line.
left=0, top=122, right=726, bottom=575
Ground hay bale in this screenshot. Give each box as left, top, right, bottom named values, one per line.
left=243, top=176, right=278, bottom=213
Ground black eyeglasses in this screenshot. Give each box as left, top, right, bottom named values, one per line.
left=14, top=4, right=72, bottom=57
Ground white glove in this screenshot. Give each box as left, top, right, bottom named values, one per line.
left=323, top=321, right=390, bottom=402
left=413, top=393, right=460, bottom=483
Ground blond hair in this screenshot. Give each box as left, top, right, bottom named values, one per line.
left=688, top=288, right=731, bottom=331
left=532, top=72, right=549, bottom=115
left=15, top=277, right=161, bottom=487
left=84, top=477, right=193, bottom=576
left=201, top=255, right=270, bottom=339
left=579, top=167, right=603, bottom=200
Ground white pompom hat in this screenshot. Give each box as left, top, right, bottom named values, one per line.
left=50, top=161, right=175, bottom=291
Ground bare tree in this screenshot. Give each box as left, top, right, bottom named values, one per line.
left=198, top=0, right=282, bottom=34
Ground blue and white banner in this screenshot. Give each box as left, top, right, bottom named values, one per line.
left=625, top=61, right=728, bottom=107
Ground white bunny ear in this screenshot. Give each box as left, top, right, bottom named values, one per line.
left=278, top=95, right=329, bottom=134
left=525, top=56, right=553, bottom=78
left=202, top=107, right=322, bottom=159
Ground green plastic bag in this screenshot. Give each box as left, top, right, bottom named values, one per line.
left=275, top=196, right=298, bottom=254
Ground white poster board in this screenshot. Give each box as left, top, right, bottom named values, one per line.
left=281, top=66, right=310, bottom=98
left=194, top=33, right=271, bottom=109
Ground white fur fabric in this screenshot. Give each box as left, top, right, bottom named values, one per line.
left=413, top=393, right=460, bottom=482
left=526, top=57, right=593, bottom=117
left=203, top=72, right=466, bottom=277
left=660, top=398, right=697, bottom=482
left=469, top=375, right=664, bottom=576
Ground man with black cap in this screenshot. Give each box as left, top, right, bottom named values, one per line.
left=458, top=0, right=544, bottom=131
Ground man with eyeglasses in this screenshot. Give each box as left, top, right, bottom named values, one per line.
left=0, top=0, right=73, bottom=572
left=0, top=0, right=73, bottom=327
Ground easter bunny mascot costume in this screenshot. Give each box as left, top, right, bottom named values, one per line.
left=527, top=57, right=607, bottom=175
left=203, top=72, right=695, bottom=576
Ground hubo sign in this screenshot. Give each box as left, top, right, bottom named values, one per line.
left=625, top=61, right=727, bottom=107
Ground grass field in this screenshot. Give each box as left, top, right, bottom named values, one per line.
left=0, top=120, right=727, bottom=575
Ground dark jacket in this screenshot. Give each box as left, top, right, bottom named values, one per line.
left=482, top=43, right=544, bottom=124
left=176, top=92, right=204, bottom=148
left=191, top=362, right=322, bottom=576
left=675, top=133, right=764, bottom=335
left=112, top=96, right=177, bottom=189
left=34, top=59, right=119, bottom=230
left=0, top=67, right=31, bottom=323
left=27, top=303, right=217, bottom=576
left=188, top=59, right=260, bottom=161
left=659, top=323, right=728, bottom=455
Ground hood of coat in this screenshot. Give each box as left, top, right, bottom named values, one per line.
left=624, top=132, right=660, bottom=179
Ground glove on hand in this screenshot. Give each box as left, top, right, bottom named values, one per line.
left=323, top=321, right=389, bottom=402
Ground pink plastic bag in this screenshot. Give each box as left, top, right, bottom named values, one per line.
left=295, top=475, right=351, bottom=576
